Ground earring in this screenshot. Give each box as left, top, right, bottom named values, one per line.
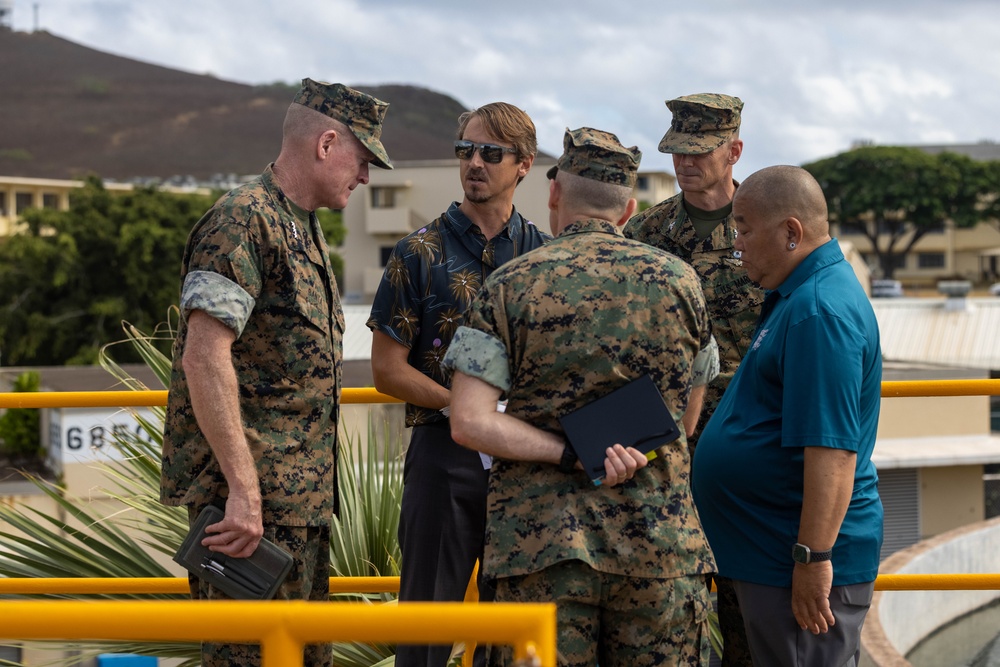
left=789, top=242, right=796, bottom=250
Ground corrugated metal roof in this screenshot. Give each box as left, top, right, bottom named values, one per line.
left=347, top=298, right=1000, bottom=369
left=872, top=297, right=1000, bottom=370
left=873, top=435, right=1000, bottom=469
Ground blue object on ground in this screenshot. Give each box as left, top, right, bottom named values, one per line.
left=96, top=655, right=157, bottom=666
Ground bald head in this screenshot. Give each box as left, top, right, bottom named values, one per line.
left=732, top=165, right=833, bottom=290
left=735, top=165, right=829, bottom=240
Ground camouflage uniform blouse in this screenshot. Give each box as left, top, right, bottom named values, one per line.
left=624, top=189, right=765, bottom=439
left=161, top=165, right=344, bottom=526
left=366, top=202, right=548, bottom=426
left=445, top=219, right=716, bottom=580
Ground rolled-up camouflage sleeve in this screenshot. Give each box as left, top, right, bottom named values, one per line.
left=691, top=335, right=720, bottom=387
left=180, top=270, right=256, bottom=337
left=443, top=326, right=511, bottom=393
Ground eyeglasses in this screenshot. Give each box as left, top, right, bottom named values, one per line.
left=454, top=140, right=518, bottom=164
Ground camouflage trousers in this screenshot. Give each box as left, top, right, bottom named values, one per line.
left=489, top=560, right=711, bottom=667
left=186, top=507, right=332, bottom=667
left=712, top=574, right=754, bottom=667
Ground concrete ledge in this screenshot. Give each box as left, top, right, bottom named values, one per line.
left=863, top=516, right=1000, bottom=666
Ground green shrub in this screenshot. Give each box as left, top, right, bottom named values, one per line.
left=0, top=371, right=41, bottom=459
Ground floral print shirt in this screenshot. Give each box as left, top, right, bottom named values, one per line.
left=367, top=202, right=549, bottom=426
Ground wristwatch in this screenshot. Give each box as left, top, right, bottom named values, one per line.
left=792, top=543, right=833, bottom=564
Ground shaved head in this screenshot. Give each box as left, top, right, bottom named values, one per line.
left=735, top=165, right=829, bottom=240
left=732, top=165, right=833, bottom=290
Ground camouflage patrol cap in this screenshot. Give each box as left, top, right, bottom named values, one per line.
left=293, top=78, right=393, bottom=169
left=658, top=93, right=743, bottom=155
left=545, top=127, right=642, bottom=188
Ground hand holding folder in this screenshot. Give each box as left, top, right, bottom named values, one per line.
left=173, top=504, right=293, bottom=600
left=558, top=374, right=681, bottom=486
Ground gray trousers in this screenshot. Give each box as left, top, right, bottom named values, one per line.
left=732, top=579, right=874, bottom=667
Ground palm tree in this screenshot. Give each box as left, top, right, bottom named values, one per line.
left=0, top=319, right=404, bottom=667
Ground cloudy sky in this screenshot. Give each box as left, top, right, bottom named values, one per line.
left=9, top=0, right=1000, bottom=175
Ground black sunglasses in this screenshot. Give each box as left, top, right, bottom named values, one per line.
left=454, top=140, right=518, bottom=164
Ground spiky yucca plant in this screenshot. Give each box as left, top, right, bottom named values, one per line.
left=0, top=318, right=404, bottom=666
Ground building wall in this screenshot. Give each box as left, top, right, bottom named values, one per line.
left=874, top=367, right=997, bottom=552
left=634, top=171, right=677, bottom=210
left=878, top=394, right=990, bottom=439
left=0, top=175, right=206, bottom=236
left=838, top=222, right=1000, bottom=285
left=0, top=177, right=76, bottom=235
left=920, top=465, right=986, bottom=537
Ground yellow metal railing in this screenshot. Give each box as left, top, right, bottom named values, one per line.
left=0, top=600, right=556, bottom=667
left=0, top=576, right=399, bottom=595
left=0, top=386, right=402, bottom=409
left=4, top=573, right=1000, bottom=597
left=2, top=378, right=1000, bottom=665
left=879, top=379, right=1000, bottom=398
left=2, top=379, right=1000, bottom=410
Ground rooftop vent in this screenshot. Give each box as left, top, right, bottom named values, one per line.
left=938, top=279, right=972, bottom=311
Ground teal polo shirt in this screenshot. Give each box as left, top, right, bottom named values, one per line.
left=692, top=239, right=883, bottom=587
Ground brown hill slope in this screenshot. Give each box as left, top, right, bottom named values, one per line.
left=0, top=30, right=470, bottom=181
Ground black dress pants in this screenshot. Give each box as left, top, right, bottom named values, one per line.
left=395, top=421, right=494, bottom=667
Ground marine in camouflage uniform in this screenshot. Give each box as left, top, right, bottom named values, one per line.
left=624, top=93, right=763, bottom=667
left=161, top=79, right=392, bottom=667
left=444, top=128, right=718, bottom=667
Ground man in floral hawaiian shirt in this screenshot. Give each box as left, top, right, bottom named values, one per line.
left=367, top=102, right=549, bottom=667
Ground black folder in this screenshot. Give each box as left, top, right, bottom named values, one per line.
left=558, top=374, right=681, bottom=485
left=173, top=504, right=293, bottom=600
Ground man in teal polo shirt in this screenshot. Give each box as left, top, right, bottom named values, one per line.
left=693, top=165, right=883, bottom=667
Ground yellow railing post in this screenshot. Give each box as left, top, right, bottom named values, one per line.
left=0, top=601, right=558, bottom=667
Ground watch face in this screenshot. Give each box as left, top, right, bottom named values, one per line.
left=792, top=543, right=809, bottom=564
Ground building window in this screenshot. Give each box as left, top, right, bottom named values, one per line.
left=636, top=176, right=649, bottom=191
left=0, top=191, right=7, bottom=216
left=379, top=246, right=395, bottom=267
left=918, top=253, right=945, bottom=269
left=371, top=187, right=396, bottom=209
left=42, top=192, right=59, bottom=209
left=15, top=192, right=33, bottom=214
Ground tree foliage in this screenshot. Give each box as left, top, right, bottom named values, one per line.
left=0, top=177, right=217, bottom=366
left=803, top=146, right=1000, bottom=279
left=0, top=177, right=349, bottom=366
left=0, top=371, right=41, bottom=459
left=317, top=207, right=347, bottom=288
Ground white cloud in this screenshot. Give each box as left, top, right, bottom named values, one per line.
left=9, top=0, right=1000, bottom=175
